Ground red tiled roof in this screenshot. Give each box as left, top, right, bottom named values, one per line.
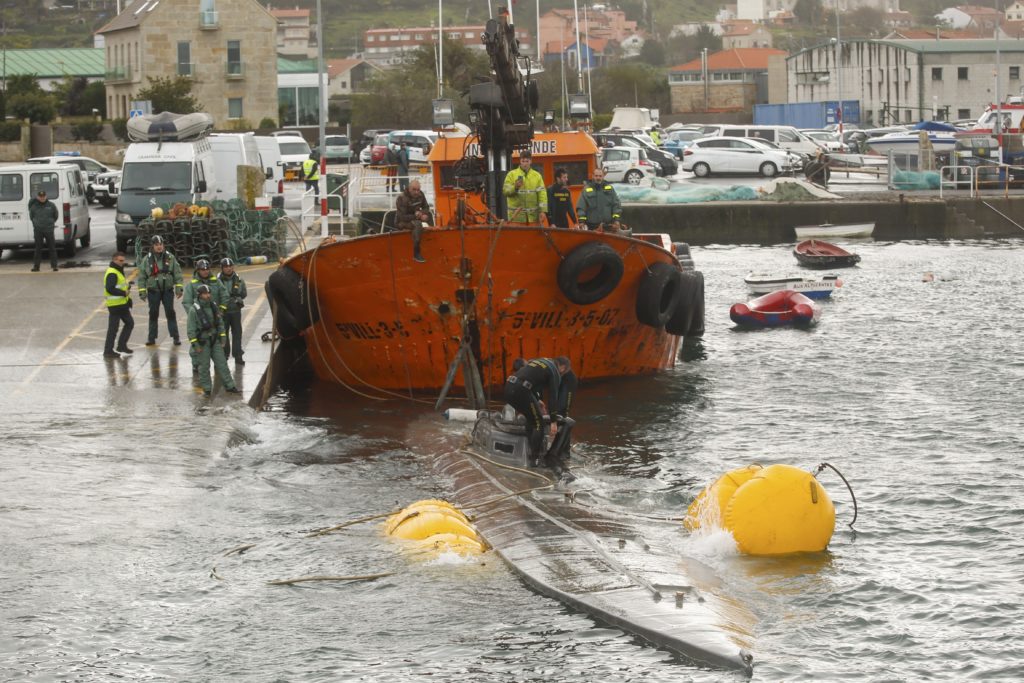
left=669, top=48, right=787, bottom=72
left=888, top=28, right=988, bottom=39
left=327, top=58, right=363, bottom=78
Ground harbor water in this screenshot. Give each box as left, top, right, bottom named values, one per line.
left=3, top=240, right=1023, bottom=681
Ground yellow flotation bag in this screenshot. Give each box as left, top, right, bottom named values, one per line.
left=385, top=499, right=485, bottom=554
left=685, top=464, right=763, bottom=531
left=687, top=464, right=835, bottom=555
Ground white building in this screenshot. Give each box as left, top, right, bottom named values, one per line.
left=785, top=38, right=1024, bottom=126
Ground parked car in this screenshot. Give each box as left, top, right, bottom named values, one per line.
left=682, top=136, right=796, bottom=178
left=323, top=134, right=353, bottom=163
left=271, top=130, right=305, bottom=138
left=701, top=124, right=821, bottom=162
left=27, top=153, right=111, bottom=204
left=600, top=146, right=657, bottom=184
left=662, top=130, right=704, bottom=159
left=92, top=169, right=121, bottom=208
left=370, top=132, right=392, bottom=165
left=801, top=129, right=848, bottom=153
left=353, top=128, right=392, bottom=157
left=388, top=130, right=438, bottom=164
left=592, top=132, right=678, bottom=176
left=359, top=146, right=372, bottom=165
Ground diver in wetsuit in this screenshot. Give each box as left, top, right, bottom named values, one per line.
left=503, top=356, right=578, bottom=474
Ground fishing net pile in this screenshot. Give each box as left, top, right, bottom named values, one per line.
left=891, top=169, right=941, bottom=190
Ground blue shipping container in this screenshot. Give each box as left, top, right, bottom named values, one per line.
left=754, top=101, right=860, bottom=128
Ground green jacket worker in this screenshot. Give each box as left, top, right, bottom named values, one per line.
left=217, top=258, right=248, bottom=364
left=29, top=190, right=59, bottom=272
left=187, top=284, right=240, bottom=397
left=576, top=168, right=622, bottom=231
left=182, top=259, right=227, bottom=311
left=502, top=151, right=548, bottom=224
left=137, top=235, right=184, bottom=346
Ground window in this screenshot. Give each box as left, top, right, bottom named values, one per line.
left=904, top=110, right=912, bottom=123
left=0, top=173, right=23, bottom=201
left=30, top=172, right=59, bottom=198
left=958, top=67, right=968, bottom=80
left=177, top=41, right=191, bottom=76
left=603, top=149, right=628, bottom=161
left=414, top=33, right=423, bottom=40
left=367, top=35, right=375, bottom=42
left=958, top=108, right=971, bottom=120
left=228, top=97, right=243, bottom=119
left=1012, top=66, right=1020, bottom=80
left=227, top=40, right=241, bottom=75
left=931, top=67, right=942, bottom=81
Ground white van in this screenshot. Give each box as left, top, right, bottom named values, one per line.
left=706, top=124, right=821, bottom=159
left=277, top=136, right=311, bottom=180
left=253, top=135, right=285, bottom=206
left=208, top=132, right=269, bottom=204
left=115, top=138, right=215, bottom=252
left=388, top=130, right=439, bottom=164
left=0, top=164, right=91, bottom=259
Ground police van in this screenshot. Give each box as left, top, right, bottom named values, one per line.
left=0, top=163, right=92, bottom=260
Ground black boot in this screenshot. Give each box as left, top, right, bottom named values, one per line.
left=412, top=226, right=425, bottom=263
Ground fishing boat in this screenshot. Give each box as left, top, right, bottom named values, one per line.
left=793, top=222, right=874, bottom=239
left=267, top=12, right=705, bottom=402
left=730, top=289, right=821, bottom=328
left=744, top=272, right=841, bottom=299
left=433, top=409, right=755, bottom=673
left=793, top=239, right=861, bottom=269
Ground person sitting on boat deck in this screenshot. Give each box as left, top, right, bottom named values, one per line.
left=187, top=283, right=240, bottom=397
left=395, top=179, right=434, bottom=263
left=546, top=167, right=577, bottom=229
left=576, top=167, right=622, bottom=232
left=503, top=356, right=577, bottom=471
left=502, top=150, right=548, bottom=225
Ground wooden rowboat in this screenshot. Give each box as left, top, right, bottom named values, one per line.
left=793, top=239, right=861, bottom=269
left=793, top=222, right=875, bottom=239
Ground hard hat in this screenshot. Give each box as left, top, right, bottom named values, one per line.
left=195, top=259, right=211, bottom=270
left=152, top=235, right=164, bottom=245
left=220, top=257, right=234, bottom=267
left=196, top=284, right=211, bottom=295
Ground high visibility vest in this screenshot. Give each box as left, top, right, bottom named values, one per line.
left=103, top=266, right=129, bottom=307
left=302, top=158, right=320, bottom=181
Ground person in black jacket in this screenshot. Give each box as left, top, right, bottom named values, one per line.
left=29, top=190, right=59, bottom=272
left=546, top=167, right=577, bottom=229
left=102, top=251, right=134, bottom=358
left=503, top=356, right=578, bottom=471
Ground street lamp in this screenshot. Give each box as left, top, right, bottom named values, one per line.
left=834, top=1, right=843, bottom=136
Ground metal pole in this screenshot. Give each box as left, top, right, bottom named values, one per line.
left=584, top=4, right=592, bottom=116
left=835, top=0, right=843, bottom=137
left=995, top=1, right=1002, bottom=145
left=316, top=0, right=326, bottom=219
left=438, top=0, right=443, bottom=99
left=572, top=0, right=583, bottom=93
left=536, top=0, right=541, bottom=63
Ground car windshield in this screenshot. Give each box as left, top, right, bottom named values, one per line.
left=326, top=136, right=348, bottom=145
left=279, top=141, right=310, bottom=155
left=121, top=161, right=191, bottom=191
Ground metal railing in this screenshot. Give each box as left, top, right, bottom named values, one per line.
left=104, top=65, right=132, bottom=82
left=300, top=179, right=351, bottom=236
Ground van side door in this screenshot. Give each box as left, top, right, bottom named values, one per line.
left=0, top=172, right=26, bottom=242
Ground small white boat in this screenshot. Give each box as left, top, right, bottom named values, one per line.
left=793, top=222, right=875, bottom=239
left=864, top=132, right=957, bottom=155
left=127, top=111, right=214, bottom=142
left=744, top=273, right=842, bottom=299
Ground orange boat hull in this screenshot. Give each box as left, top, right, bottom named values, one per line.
left=282, top=227, right=687, bottom=392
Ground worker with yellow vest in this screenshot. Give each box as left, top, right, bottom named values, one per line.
left=102, top=251, right=135, bottom=359
left=303, top=151, right=320, bottom=205
left=502, top=150, right=548, bottom=224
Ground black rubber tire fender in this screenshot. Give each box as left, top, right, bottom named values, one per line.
left=557, top=241, right=624, bottom=305
left=635, top=262, right=683, bottom=328
left=666, top=271, right=705, bottom=336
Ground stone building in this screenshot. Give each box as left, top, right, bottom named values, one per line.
left=268, top=6, right=316, bottom=59
left=96, top=0, right=278, bottom=127
left=785, top=39, right=1024, bottom=126
left=668, top=48, right=786, bottom=114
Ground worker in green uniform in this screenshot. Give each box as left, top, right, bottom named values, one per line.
left=576, top=167, right=623, bottom=232
left=182, top=259, right=227, bottom=374
left=217, top=257, right=247, bottom=364
left=137, top=235, right=183, bottom=346
left=187, top=284, right=240, bottom=397
left=502, top=150, right=548, bottom=224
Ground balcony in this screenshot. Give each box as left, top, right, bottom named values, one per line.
left=199, top=10, right=219, bottom=30
left=177, top=62, right=197, bottom=78
left=225, top=62, right=245, bottom=79
left=105, top=65, right=132, bottom=83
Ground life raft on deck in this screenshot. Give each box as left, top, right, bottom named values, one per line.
left=127, top=111, right=214, bottom=143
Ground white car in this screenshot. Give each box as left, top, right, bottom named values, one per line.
left=27, top=154, right=111, bottom=204
left=682, top=136, right=796, bottom=178
left=801, top=129, right=847, bottom=152
left=92, top=169, right=121, bottom=208
left=600, top=146, right=657, bottom=185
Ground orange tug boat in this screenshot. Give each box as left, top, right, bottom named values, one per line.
left=268, top=13, right=704, bottom=402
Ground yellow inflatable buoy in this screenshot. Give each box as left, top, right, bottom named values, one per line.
left=385, top=499, right=485, bottom=554
left=684, top=464, right=763, bottom=531
left=687, top=464, right=835, bottom=555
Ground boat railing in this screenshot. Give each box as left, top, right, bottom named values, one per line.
left=939, top=161, right=1024, bottom=199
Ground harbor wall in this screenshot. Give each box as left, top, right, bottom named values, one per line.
left=621, top=196, right=1024, bottom=245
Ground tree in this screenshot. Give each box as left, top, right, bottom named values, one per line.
left=6, top=74, right=43, bottom=98
left=135, top=76, right=202, bottom=114
left=8, top=92, right=57, bottom=124
left=589, top=62, right=670, bottom=115
left=52, top=76, right=102, bottom=117
left=666, top=24, right=722, bottom=67
left=793, top=0, right=825, bottom=26
left=842, top=7, right=886, bottom=38
left=639, top=39, right=666, bottom=66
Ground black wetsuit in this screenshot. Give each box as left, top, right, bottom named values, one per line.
left=503, top=358, right=578, bottom=464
